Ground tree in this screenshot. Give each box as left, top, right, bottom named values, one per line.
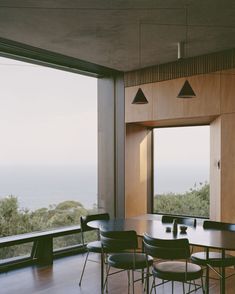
left=154, top=182, right=209, bottom=217
left=0, top=196, right=96, bottom=259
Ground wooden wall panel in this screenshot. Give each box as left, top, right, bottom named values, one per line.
left=125, top=124, right=152, bottom=217
left=125, top=84, right=153, bottom=123
left=153, top=74, right=221, bottom=120
left=221, top=70, right=235, bottom=114
left=210, top=117, right=221, bottom=221
left=125, top=67, right=235, bottom=221
left=152, top=79, right=184, bottom=119
left=221, top=113, right=235, bottom=222
left=125, top=73, right=221, bottom=123
left=136, top=116, right=217, bottom=128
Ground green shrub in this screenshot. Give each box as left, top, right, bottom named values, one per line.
left=154, top=182, right=209, bottom=218
left=0, top=196, right=97, bottom=259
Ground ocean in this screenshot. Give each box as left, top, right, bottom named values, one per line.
left=154, top=165, right=209, bottom=195
left=0, top=165, right=209, bottom=211
left=0, top=165, right=97, bottom=211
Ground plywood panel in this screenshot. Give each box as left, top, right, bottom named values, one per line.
left=125, top=124, right=152, bottom=217
left=125, top=84, right=153, bottom=123
left=134, top=115, right=217, bottom=128
left=221, top=113, right=235, bottom=222
left=221, top=69, right=235, bottom=114
left=124, top=70, right=235, bottom=223
left=210, top=117, right=221, bottom=221
left=221, top=68, right=235, bottom=74
left=153, top=74, right=221, bottom=120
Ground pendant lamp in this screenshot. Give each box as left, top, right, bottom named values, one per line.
left=177, top=80, right=196, bottom=98
left=176, top=15, right=196, bottom=99
left=132, top=22, right=149, bottom=105
left=132, top=88, right=148, bottom=104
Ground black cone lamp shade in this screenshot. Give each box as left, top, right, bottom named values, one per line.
left=177, top=80, right=196, bottom=98
left=132, top=88, right=148, bottom=104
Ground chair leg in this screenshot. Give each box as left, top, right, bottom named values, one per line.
left=204, top=265, right=209, bottom=294
left=101, top=252, right=105, bottom=294
left=146, top=268, right=149, bottom=294
left=182, top=282, right=185, bottom=294
left=127, top=270, right=131, bottom=293
left=103, top=265, right=110, bottom=293
left=201, top=276, right=206, bottom=294
left=132, top=270, right=135, bottom=294
left=142, top=268, right=144, bottom=284
left=154, top=278, right=157, bottom=294
left=150, top=278, right=154, bottom=294
left=220, top=266, right=226, bottom=294
left=79, top=251, right=89, bottom=286
left=188, top=280, right=191, bottom=293
left=105, top=262, right=109, bottom=293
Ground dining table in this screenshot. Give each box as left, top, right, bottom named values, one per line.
left=88, top=214, right=235, bottom=294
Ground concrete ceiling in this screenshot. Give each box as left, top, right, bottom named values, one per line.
left=0, top=0, right=235, bottom=72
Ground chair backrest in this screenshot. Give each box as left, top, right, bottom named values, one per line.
left=161, top=215, right=197, bottom=227
left=100, top=230, right=138, bottom=252
left=203, top=220, right=235, bottom=231
left=143, top=233, right=190, bottom=260
left=80, top=213, right=110, bottom=233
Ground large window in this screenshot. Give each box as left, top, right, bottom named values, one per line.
left=154, top=126, right=210, bottom=217
left=0, top=56, right=97, bottom=245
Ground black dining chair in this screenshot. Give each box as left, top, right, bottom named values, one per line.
left=161, top=215, right=197, bottom=254
left=79, top=213, right=110, bottom=286
left=143, top=233, right=204, bottom=294
left=161, top=214, right=197, bottom=227
left=191, top=220, right=235, bottom=292
left=100, top=230, right=153, bottom=294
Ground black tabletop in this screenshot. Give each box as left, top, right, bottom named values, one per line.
left=88, top=216, right=235, bottom=251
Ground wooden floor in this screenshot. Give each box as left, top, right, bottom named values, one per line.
left=1, top=253, right=235, bottom=294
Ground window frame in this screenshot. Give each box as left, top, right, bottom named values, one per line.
left=152, top=124, right=210, bottom=218
left=0, top=37, right=124, bottom=270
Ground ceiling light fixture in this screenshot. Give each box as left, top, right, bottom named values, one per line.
left=177, top=80, right=196, bottom=98
left=132, top=88, right=148, bottom=104
left=132, top=21, right=148, bottom=104
left=177, top=41, right=184, bottom=60
left=177, top=8, right=196, bottom=99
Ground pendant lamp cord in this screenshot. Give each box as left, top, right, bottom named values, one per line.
left=139, top=21, right=141, bottom=70
left=185, top=2, right=188, bottom=58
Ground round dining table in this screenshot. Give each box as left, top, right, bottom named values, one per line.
left=88, top=215, right=235, bottom=294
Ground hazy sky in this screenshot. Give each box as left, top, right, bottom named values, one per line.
left=154, top=126, right=210, bottom=193
left=0, top=55, right=209, bottom=197
left=0, top=56, right=97, bottom=166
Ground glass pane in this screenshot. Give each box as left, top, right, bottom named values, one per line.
left=53, top=231, right=98, bottom=250
left=0, top=242, right=33, bottom=264
left=53, top=234, right=82, bottom=250
left=154, top=126, right=210, bottom=217
left=0, top=56, right=98, bottom=258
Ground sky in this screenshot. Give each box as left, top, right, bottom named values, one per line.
left=0, top=55, right=210, bottom=206
left=0, top=56, right=97, bottom=167
left=154, top=126, right=210, bottom=194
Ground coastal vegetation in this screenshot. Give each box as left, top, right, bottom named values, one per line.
left=0, top=196, right=96, bottom=260
left=0, top=182, right=209, bottom=260
left=154, top=182, right=209, bottom=218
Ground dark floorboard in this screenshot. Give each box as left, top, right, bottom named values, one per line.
left=1, top=253, right=235, bottom=293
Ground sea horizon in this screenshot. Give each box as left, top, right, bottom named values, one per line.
left=0, top=165, right=97, bottom=211
left=0, top=164, right=209, bottom=212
